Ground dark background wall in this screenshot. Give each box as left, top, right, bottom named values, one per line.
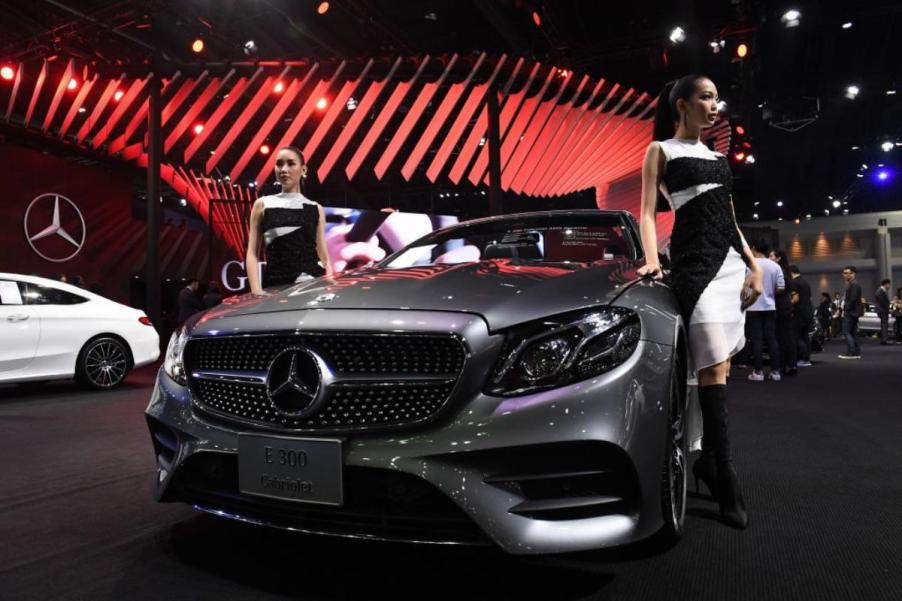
left=1, top=142, right=213, bottom=307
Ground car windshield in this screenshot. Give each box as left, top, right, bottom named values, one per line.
left=383, top=213, right=636, bottom=269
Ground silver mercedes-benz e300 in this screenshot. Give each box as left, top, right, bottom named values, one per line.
left=147, top=209, right=700, bottom=555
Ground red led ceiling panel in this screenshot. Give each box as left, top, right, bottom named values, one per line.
left=7, top=54, right=665, bottom=252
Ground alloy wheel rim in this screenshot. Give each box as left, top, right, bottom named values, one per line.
left=85, top=341, right=127, bottom=387
left=669, top=374, right=687, bottom=527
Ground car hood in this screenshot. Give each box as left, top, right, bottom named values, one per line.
left=197, top=259, right=640, bottom=332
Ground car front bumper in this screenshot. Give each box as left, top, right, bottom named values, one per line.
left=145, top=309, right=677, bottom=555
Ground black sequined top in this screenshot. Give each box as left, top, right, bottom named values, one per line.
left=260, top=193, right=326, bottom=287
left=657, top=140, right=749, bottom=322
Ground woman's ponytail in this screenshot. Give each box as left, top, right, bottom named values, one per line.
left=652, top=80, right=678, bottom=141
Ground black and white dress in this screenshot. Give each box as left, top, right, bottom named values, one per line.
left=260, top=192, right=326, bottom=287
left=657, top=138, right=750, bottom=371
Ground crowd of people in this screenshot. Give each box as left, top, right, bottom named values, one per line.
left=51, top=272, right=103, bottom=295
left=735, top=241, right=899, bottom=380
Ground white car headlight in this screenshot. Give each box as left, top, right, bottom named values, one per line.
left=487, top=307, right=641, bottom=396
left=163, top=326, right=188, bottom=385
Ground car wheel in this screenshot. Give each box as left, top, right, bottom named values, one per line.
left=76, top=337, right=130, bottom=390
left=659, top=349, right=687, bottom=541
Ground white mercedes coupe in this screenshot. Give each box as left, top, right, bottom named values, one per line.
left=0, top=273, right=159, bottom=389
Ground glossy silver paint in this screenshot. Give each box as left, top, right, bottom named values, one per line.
left=146, top=209, right=698, bottom=554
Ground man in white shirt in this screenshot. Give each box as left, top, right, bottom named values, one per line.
left=745, top=240, right=785, bottom=381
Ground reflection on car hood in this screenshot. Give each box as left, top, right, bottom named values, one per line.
left=198, top=259, right=640, bottom=331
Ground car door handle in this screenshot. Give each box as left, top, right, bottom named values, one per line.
left=6, top=314, right=30, bottom=322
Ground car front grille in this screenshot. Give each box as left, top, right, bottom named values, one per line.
left=185, top=333, right=466, bottom=433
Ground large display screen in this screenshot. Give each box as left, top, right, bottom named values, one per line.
left=219, top=207, right=460, bottom=291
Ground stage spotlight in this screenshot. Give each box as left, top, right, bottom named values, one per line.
left=777, top=200, right=783, bottom=207
left=735, top=125, right=745, bottom=135
left=316, top=97, right=327, bottom=110
left=317, top=2, right=330, bottom=15
left=78, top=107, right=87, bottom=113
left=843, top=209, right=849, bottom=215
left=877, top=171, right=889, bottom=181
left=745, top=154, right=756, bottom=164
left=710, top=39, right=725, bottom=53
left=736, top=43, right=749, bottom=58
left=273, top=81, right=284, bottom=93
left=716, top=100, right=727, bottom=112
left=805, top=214, right=812, bottom=220
left=851, top=145, right=860, bottom=150
left=845, top=85, right=859, bottom=99
left=1, top=66, right=14, bottom=80
left=114, top=90, right=124, bottom=102
left=862, top=163, right=868, bottom=170
left=179, top=198, right=188, bottom=207
left=888, top=90, right=897, bottom=95
left=832, top=200, right=842, bottom=208
left=734, top=151, right=746, bottom=162
left=669, top=27, right=686, bottom=44
left=881, top=141, right=894, bottom=152
left=259, top=144, right=270, bottom=155
left=244, top=40, right=258, bottom=56
left=824, top=209, right=830, bottom=216
left=781, top=9, right=801, bottom=27
left=67, top=77, right=78, bottom=91
left=346, top=97, right=357, bottom=110
left=753, top=213, right=759, bottom=220
left=192, top=38, right=204, bottom=53
left=193, top=123, right=204, bottom=135
left=842, top=22, right=853, bottom=29
left=532, top=10, right=542, bottom=27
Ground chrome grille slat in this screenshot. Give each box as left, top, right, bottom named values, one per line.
left=185, top=333, right=466, bottom=432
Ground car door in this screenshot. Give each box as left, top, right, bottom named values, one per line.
left=0, top=279, right=40, bottom=374
left=21, top=282, right=92, bottom=377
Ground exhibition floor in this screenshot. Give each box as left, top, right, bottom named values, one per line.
left=1, top=338, right=900, bottom=601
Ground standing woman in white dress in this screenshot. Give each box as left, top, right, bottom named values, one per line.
left=245, top=146, right=333, bottom=296
left=637, top=75, right=763, bottom=529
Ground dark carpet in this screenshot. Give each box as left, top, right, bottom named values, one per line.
left=1, top=337, right=900, bottom=601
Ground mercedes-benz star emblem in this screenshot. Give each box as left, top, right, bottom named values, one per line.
left=23, top=193, right=87, bottom=263
left=266, top=347, right=330, bottom=417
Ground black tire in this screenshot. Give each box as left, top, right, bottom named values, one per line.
left=658, top=347, right=688, bottom=541
left=75, top=337, right=131, bottom=390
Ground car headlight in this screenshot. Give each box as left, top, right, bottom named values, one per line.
left=163, top=326, right=188, bottom=385
left=486, top=307, right=641, bottom=396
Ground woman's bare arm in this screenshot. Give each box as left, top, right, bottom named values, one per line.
left=245, top=199, right=266, bottom=295
left=637, top=142, right=665, bottom=277
left=316, top=204, right=333, bottom=277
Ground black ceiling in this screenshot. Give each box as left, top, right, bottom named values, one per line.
left=1, top=0, right=901, bottom=221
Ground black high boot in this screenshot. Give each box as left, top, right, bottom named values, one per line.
left=692, top=446, right=718, bottom=500
left=698, top=384, right=748, bottom=529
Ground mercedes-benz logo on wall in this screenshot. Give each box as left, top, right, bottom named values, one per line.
left=23, top=193, right=87, bottom=263
left=266, top=347, right=332, bottom=417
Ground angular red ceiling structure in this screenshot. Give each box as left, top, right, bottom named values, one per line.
left=0, top=55, right=731, bottom=254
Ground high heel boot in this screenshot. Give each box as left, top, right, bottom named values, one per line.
left=698, top=384, right=748, bottom=529
left=692, top=448, right=718, bottom=500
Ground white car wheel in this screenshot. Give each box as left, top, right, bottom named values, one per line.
left=76, top=337, right=130, bottom=389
